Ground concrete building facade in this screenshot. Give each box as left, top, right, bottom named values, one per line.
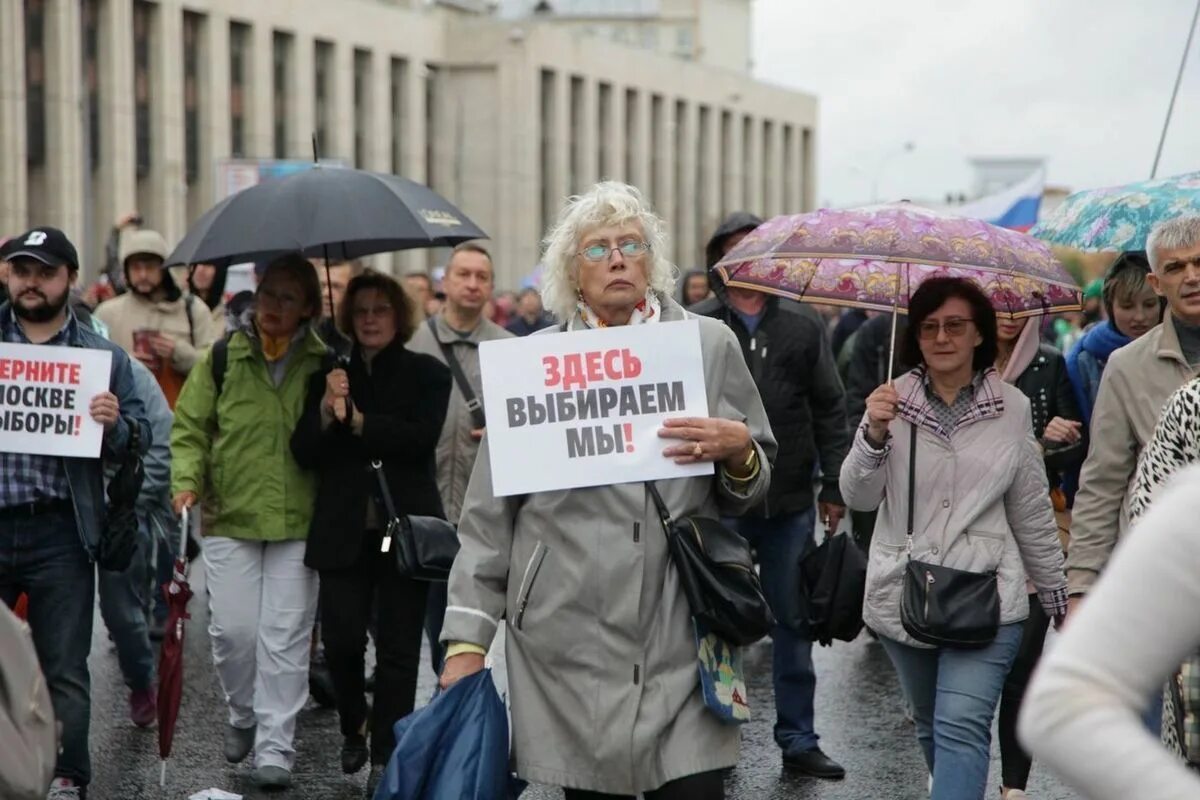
left=3, top=0, right=817, bottom=290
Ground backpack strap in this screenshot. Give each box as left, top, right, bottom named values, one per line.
left=210, top=334, right=231, bottom=396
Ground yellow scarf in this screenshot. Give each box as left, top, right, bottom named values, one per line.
left=260, top=331, right=293, bottom=362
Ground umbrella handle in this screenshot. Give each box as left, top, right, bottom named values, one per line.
left=887, top=265, right=906, bottom=385
left=178, top=505, right=190, bottom=562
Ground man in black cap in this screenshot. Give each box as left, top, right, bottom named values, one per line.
left=694, top=213, right=851, bottom=780
left=0, top=227, right=150, bottom=800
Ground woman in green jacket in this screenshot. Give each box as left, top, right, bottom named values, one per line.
left=170, top=253, right=329, bottom=790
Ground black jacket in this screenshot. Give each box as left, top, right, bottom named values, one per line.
left=692, top=294, right=850, bottom=516
left=1011, top=342, right=1085, bottom=484
left=845, top=313, right=912, bottom=425
left=291, top=339, right=451, bottom=571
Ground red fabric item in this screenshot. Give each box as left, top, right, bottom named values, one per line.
left=157, top=556, right=193, bottom=771
left=13, top=593, right=28, bottom=620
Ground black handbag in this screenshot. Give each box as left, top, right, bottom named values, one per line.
left=646, top=482, right=775, bottom=646
left=898, top=426, right=1000, bottom=649
left=371, top=460, right=459, bottom=582
left=97, top=423, right=144, bottom=572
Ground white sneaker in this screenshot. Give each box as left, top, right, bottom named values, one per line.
left=46, top=778, right=82, bottom=799
left=1004, top=790, right=1031, bottom=799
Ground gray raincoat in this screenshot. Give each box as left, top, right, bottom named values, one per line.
left=441, top=295, right=776, bottom=794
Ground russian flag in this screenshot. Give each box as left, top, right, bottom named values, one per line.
left=947, top=168, right=1045, bottom=232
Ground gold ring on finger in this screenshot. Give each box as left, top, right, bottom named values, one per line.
left=693, top=442, right=703, bottom=458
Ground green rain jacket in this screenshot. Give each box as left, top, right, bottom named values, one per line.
left=170, top=327, right=329, bottom=541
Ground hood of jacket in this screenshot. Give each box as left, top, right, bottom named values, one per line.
left=704, top=211, right=764, bottom=269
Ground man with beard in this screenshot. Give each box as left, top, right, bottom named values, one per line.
left=94, top=229, right=219, bottom=407
left=0, top=227, right=150, bottom=800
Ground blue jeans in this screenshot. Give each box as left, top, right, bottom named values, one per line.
left=0, top=505, right=95, bottom=786
left=880, top=623, right=1024, bottom=800
left=727, top=510, right=819, bottom=754
left=97, top=520, right=156, bottom=691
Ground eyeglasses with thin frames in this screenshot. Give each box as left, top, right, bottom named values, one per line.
left=917, top=317, right=974, bottom=340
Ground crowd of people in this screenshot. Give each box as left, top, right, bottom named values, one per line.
left=4, top=180, right=1200, bottom=800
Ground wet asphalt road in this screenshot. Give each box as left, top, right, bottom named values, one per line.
left=88, top=566, right=1081, bottom=800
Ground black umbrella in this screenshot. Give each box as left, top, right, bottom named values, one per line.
left=165, top=166, right=487, bottom=269
left=798, top=531, right=868, bottom=647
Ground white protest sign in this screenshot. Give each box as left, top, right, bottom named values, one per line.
left=0, top=343, right=112, bottom=458
left=480, top=320, right=713, bottom=497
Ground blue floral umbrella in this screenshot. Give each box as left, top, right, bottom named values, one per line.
left=1031, top=171, right=1200, bottom=251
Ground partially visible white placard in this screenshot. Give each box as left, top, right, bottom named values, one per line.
left=0, top=343, right=112, bottom=458
left=480, top=320, right=712, bottom=497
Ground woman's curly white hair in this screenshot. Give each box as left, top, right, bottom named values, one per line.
left=540, top=182, right=676, bottom=320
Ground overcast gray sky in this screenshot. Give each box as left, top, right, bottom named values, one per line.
left=752, top=0, right=1200, bottom=207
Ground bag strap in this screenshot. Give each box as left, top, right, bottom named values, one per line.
left=645, top=481, right=674, bottom=536
left=906, top=424, right=916, bottom=557
left=371, top=459, right=399, bottom=521
left=210, top=334, right=231, bottom=396
left=428, top=317, right=486, bottom=429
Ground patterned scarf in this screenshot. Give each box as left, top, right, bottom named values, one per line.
left=574, top=290, right=662, bottom=330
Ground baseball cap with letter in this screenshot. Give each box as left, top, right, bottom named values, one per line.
left=0, top=227, right=80, bottom=272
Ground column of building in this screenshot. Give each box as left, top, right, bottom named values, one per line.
left=93, top=0, right=136, bottom=257
left=42, top=0, right=86, bottom=248
left=247, top=20, right=273, bottom=159
left=196, top=10, right=230, bottom=213
left=0, top=1, right=28, bottom=236
left=698, top=104, right=721, bottom=259
left=150, top=0, right=186, bottom=244
left=676, top=100, right=698, bottom=268
left=289, top=32, right=316, bottom=161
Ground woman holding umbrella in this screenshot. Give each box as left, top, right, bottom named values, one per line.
left=170, top=253, right=329, bottom=790
left=291, top=270, right=450, bottom=795
left=840, top=277, right=1068, bottom=800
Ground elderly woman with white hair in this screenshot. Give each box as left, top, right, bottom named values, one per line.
left=437, top=181, right=776, bottom=799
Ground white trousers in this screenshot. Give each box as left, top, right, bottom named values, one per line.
left=203, top=537, right=318, bottom=770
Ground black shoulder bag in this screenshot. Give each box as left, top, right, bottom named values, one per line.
left=899, top=425, right=1000, bottom=649
left=646, top=482, right=774, bottom=646
left=427, top=317, right=485, bottom=430
left=371, top=460, right=459, bottom=582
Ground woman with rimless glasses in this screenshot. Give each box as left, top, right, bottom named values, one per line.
left=839, top=277, right=1068, bottom=800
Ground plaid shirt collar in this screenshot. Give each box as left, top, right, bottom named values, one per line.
left=896, top=365, right=1005, bottom=441
left=0, top=304, right=76, bottom=346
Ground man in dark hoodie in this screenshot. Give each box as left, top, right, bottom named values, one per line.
left=694, top=213, right=851, bottom=779
left=94, top=228, right=220, bottom=407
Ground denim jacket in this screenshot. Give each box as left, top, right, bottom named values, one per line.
left=0, top=303, right=152, bottom=558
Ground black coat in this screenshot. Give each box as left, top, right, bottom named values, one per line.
left=845, top=313, right=912, bottom=425
left=1011, top=342, right=1085, bottom=484
left=692, top=295, right=850, bottom=516
left=291, top=339, right=452, bottom=571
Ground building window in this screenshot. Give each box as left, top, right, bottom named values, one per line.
left=597, top=82, right=612, bottom=180
left=183, top=12, right=203, bottom=184
left=673, top=100, right=686, bottom=252
left=24, top=0, right=46, bottom=169
left=623, top=88, right=638, bottom=184
left=742, top=115, right=753, bottom=212
left=720, top=110, right=731, bottom=217
left=354, top=49, right=370, bottom=168
left=675, top=23, right=693, bottom=57
left=762, top=120, right=774, bottom=214
left=539, top=69, right=556, bottom=236
left=782, top=124, right=795, bottom=211
left=83, top=0, right=101, bottom=172
left=424, top=64, right=439, bottom=190
left=649, top=94, right=663, bottom=204
left=391, top=57, right=409, bottom=175
left=314, top=40, right=334, bottom=158
left=229, top=22, right=250, bottom=157
left=569, top=76, right=584, bottom=194
left=272, top=31, right=293, bottom=159
left=133, top=1, right=153, bottom=178
left=696, top=105, right=710, bottom=247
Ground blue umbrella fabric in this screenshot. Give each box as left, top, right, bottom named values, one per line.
left=1031, top=171, right=1200, bottom=252
left=373, top=669, right=522, bottom=800
left=166, top=166, right=487, bottom=268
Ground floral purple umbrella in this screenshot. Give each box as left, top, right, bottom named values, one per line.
left=712, top=204, right=1081, bottom=320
